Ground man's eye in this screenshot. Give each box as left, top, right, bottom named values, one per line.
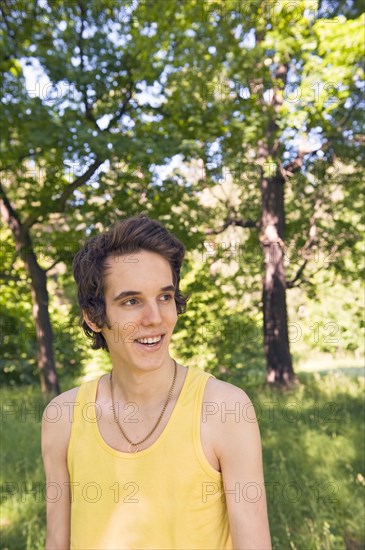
left=124, top=298, right=138, bottom=306
left=161, top=294, right=173, bottom=301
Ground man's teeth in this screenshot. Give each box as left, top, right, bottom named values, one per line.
left=136, top=336, right=162, bottom=344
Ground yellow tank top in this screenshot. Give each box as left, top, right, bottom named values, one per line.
left=67, top=366, right=233, bottom=549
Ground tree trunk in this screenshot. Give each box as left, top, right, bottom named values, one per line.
left=26, top=251, right=60, bottom=396
left=0, top=188, right=60, bottom=396
left=251, top=60, right=296, bottom=386
left=260, top=165, right=295, bottom=384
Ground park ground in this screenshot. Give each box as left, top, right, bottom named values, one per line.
left=1, top=353, right=364, bottom=550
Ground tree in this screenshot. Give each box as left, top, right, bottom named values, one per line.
left=155, top=0, right=364, bottom=384
left=0, top=0, right=201, bottom=395
left=1, top=0, right=363, bottom=392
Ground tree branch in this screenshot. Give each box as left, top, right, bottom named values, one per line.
left=283, top=146, right=326, bottom=177
left=57, top=158, right=103, bottom=210
left=286, top=198, right=322, bottom=287
left=205, top=217, right=259, bottom=235
left=0, top=182, right=23, bottom=242
left=44, top=258, right=62, bottom=273
left=286, top=259, right=308, bottom=288
left=336, top=98, right=362, bottom=129
left=23, top=158, right=103, bottom=230
left=0, top=181, right=41, bottom=270
left=104, top=82, right=135, bottom=132
left=73, top=1, right=100, bottom=131
left=0, top=272, right=23, bottom=281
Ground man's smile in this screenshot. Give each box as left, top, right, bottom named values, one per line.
left=135, top=334, right=166, bottom=349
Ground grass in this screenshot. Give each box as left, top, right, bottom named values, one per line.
left=250, top=371, right=364, bottom=549
left=0, top=361, right=364, bottom=550
left=0, top=385, right=46, bottom=549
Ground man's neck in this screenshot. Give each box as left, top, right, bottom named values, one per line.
left=109, top=357, right=177, bottom=408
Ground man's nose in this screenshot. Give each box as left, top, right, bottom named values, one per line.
left=141, top=301, right=163, bottom=325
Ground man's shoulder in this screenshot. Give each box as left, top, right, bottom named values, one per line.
left=43, top=375, right=103, bottom=415
left=204, top=375, right=252, bottom=408
left=201, top=375, right=257, bottom=468
left=41, top=386, right=81, bottom=462
left=43, top=385, right=80, bottom=418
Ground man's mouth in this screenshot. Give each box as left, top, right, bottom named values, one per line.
left=135, top=334, right=165, bottom=348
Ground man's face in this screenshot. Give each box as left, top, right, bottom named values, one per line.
left=100, top=250, right=178, bottom=371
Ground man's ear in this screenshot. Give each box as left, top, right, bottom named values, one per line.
left=83, top=310, right=102, bottom=332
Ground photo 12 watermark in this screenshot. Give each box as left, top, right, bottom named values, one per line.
left=1, top=480, right=140, bottom=504
left=201, top=478, right=339, bottom=504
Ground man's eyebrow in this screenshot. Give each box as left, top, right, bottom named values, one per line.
left=113, top=285, right=175, bottom=302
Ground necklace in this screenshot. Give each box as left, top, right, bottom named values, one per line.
left=109, top=359, right=177, bottom=453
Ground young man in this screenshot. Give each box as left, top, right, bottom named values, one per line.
left=42, top=214, right=272, bottom=550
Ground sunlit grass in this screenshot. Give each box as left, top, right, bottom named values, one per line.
left=1, top=363, right=364, bottom=549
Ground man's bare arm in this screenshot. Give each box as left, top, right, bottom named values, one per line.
left=210, top=380, right=272, bottom=550
left=42, top=387, right=78, bottom=550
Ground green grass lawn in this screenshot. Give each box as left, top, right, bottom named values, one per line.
left=1, top=362, right=364, bottom=550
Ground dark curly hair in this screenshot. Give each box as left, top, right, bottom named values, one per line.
left=72, top=214, right=189, bottom=351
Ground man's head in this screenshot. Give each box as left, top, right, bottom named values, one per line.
left=72, top=214, right=188, bottom=352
